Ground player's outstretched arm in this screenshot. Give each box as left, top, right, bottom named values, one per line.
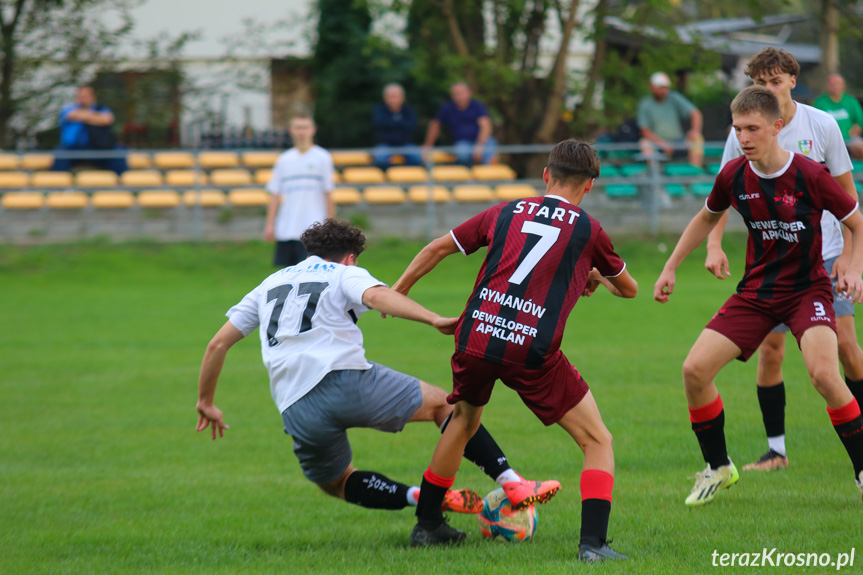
left=655, top=207, right=724, bottom=303
left=362, top=286, right=457, bottom=335
left=704, top=211, right=731, bottom=279
left=837, top=210, right=863, bottom=304
left=196, top=321, right=245, bottom=439
left=392, top=234, right=460, bottom=296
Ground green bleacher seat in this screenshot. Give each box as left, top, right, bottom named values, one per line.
left=706, top=163, right=722, bottom=176
left=704, top=144, right=724, bottom=159
left=605, top=184, right=638, bottom=198
left=852, top=160, right=863, bottom=172
left=601, top=165, right=620, bottom=178
left=619, top=164, right=647, bottom=178
left=664, top=183, right=687, bottom=197
left=691, top=183, right=713, bottom=197
left=664, top=164, right=704, bottom=177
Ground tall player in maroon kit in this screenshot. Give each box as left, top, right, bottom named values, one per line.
left=655, top=86, right=863, bottom=506
left=393, top=140, right=638, bottom=561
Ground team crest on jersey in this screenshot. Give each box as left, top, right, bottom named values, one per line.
left=776, top=190, right=802, bottom=207
left=797, top=140, right=812, bottom=155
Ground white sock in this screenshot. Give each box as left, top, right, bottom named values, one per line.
left=406, top=486, right=420, bottom=506
left=495, top=469, right=521, bottom=486
left=767, top=435, right=786, bottom=457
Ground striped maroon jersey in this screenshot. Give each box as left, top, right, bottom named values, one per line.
left=451, top=195, right=626, bottom=369
left=707, top=153, right=858, bottom=299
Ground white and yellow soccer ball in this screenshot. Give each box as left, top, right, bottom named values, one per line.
left=477, top=488, right=538, bottom=542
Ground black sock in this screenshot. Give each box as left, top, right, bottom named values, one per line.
left=579, top=499, right=611, bottom=548
left=845, top=376, right=863, bottom=406
left=691, top=410, right=730, bottom=469
left=343, top=471, right=409, bottom=510
left=833, top=415, right=863, bottom=478
left=757, top=382, right=786, bottom=438
left=415, top=476, right=447, bottom=528
left=441, top=413, right=511, bottom=481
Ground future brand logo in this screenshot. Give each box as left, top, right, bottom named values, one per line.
left=738, top=193, right=760, bottom=200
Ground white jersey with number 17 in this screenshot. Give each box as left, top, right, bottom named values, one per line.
left=721, top=101, right=853, bottom=259
left=227, top=255, right=385, bottom=413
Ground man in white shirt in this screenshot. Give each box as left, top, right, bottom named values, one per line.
left=705, top=48, right=863, bottom=471
left=264, top=113, right=335, bottom=267
left=196, top=219, right=552, bottom=515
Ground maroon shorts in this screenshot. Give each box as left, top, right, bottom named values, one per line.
left=449, top=350, right=589, bottom=426
left=706, top=284, right=836, bottom=361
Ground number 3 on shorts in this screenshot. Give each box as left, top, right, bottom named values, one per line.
left=813, top=301, right=826, bottom=317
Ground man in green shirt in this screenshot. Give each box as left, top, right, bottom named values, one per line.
left=637, top=71, right=704, bottom=167
left=814, top=73, right=863, bottom=159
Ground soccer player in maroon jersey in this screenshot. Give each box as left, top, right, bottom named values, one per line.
left=393, top=140, right=638, bottom=561
left=654, top=85, right=863, bottom=506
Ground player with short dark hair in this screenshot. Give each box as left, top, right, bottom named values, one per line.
left=394, top=140, right=638, bottom=561
left=196, top=218, right=549, bottom=517
left=705, top=47, right=863, bottom=472
left=655, top=85, right=863, bottom=506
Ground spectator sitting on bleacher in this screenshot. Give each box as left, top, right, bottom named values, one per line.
left=52, top=86, right=127, bottom=175
left=373, top=83, right=423, bottom=169
left=814, top=73, right=863, bottom=160
left=423, top=82, right=497, bottom=167
left=637, top=72, right=703, bottom=167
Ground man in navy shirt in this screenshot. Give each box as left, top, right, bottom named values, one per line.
left=372, top=83, right=423, bottom=169
left=423, top=83, right=497, bottom=166
left=52, top=85, right=127, bottom=174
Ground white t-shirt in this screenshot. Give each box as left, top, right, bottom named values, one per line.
left=267, top=146, right=334, bottom=240
left=721, top=102, right=854, bottom=259
left=227, top=255, right=386, bottom=413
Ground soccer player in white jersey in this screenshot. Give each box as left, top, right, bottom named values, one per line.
left=196, top=219, right=552, bottom=516
left=264, top=113, right=335, bottom=267
left=705, top=48, right=863, bottom=471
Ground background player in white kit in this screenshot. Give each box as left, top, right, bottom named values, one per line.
left=196, top=219, right=549, bottom=515
left=705, top=48, right=863, bottom=471
left=264, top=112, right=336, bottom=267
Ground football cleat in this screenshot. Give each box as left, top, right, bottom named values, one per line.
left=441, top=488, right=484, bottom=514
left=578, top=542, right=629, bottom=562
left=742, top=449, right=788, bottom=471
left=685, top=461, right=739, bottom=506
left=502, top=478, right=561, bottom=510
left=410, top=520, right=467, bottom=547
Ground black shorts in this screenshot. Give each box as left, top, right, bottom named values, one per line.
left=274, top=240, right=307, bottom=267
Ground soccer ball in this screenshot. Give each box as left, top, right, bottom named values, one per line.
left=477, top=488, right=538, bottom=542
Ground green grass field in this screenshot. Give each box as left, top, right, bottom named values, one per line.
left=1, top=234, right=861, bottom=574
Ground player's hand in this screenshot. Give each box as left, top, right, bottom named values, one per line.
left=831, top=253, right=849, bottom=279
left=196, top=402, right=229, bottom=440
left=432, top=316, right=458, bottom=335
left=263, top=225, right=275, bottom=243
left=704, top=247, right=730, bottom=279
left=654, top=269, right=676, bottom=303
left=582, top=268, right=602, bottom=297
left=837, top=272, right=863, bottom=304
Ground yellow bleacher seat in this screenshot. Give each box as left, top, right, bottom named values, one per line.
left=431, top=151, right=457, bottom=164
left=331, top=151, right=372, bottom=167
left=0, top=171, right=29, bottom=188
left=330, top=187, right=362, bottom=205
left=154, top=152, right=196, bottom=169
left=30, top=171, right=73, bottom=188
left=21, top=153, right=55, bottom=171
left=495, top=184, right=539, bottom=201
left=75, top=170, right=119, bottom=188
left=254, top=169, right=272, bottom=185
left=472, top=164, right=517, bottom=181
left=2, top=191, right=44, bottom=209
left=127, top=152, right=152, bottom=169
left=332, top=170, right=341, bottom=184
left=228, top=188, right=270, bottom=206
left=241, top=151, right=280, bottom=168
left=165, top=170, right=208, bottom=187
left=210, top=169, right=253, bottom=187
left=183, top=189, right=227, bottom=207
left=386, top=166, right=429, bottom=183
left=453, top=185, right=495, bottom=202
left=342, top=167, right=386, bottom=185
left=363, top=186, right=406, bottom=204
left=138, top=190, right=181, bottom=208
left=431, top=165, right=472, bottom=182
left=199, top=151, right=240, bottom=169
left=0, top=154, right=20, bottom=170
left=91, top=191, right=134, bottom=208
left=121, top=170, right=164, bottom=187
left=46, top=191, right=89, bottom=209
left=407, top=185, right=451, bottom=203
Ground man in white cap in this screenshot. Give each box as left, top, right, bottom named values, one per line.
left=637, top=71, right=704, bottom=166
